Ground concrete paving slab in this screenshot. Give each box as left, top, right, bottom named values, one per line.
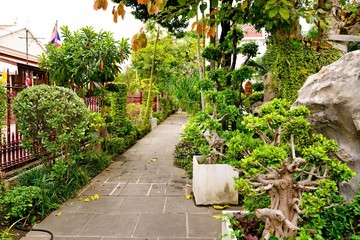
left=119, top=197, right=166, bottom=214
left=103, top=238, right=157, bottom=240
left=33, top=212, right=95, bottom=235
left=105, top=172, right=143, bottom=184
left=164, top=197, right=210, bottom=214
left=53, top=237, right=101, bottom=240
left=57, top=196, right=126, bottom=214
left=188, top=214, right=222, bottom=238
left=133, top=213, right=187, bottom=238
left=148, top=183, right=167, bottom=196
left=80, top=182, right=119, bottom=196
left=137, top=173, right=172, bottom=184
left=116, top=183, right=152, bottom=196
left=21, top=237, right=50, bottom=240
left=165, top=183, right=186, bottom=196
left=79, top=214, right=139, bottom=237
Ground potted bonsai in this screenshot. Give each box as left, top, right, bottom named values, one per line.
left=192, top=109, right=239, bottom=205
left=225, top=99, right=355, bottom=239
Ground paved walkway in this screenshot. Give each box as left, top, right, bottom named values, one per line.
left=22, top=113, right=238, bottom=240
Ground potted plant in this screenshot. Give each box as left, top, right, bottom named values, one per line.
left=192, top=110, right=239, bottom=205
left=221, top=210, right=266, bottom=240
left=230, top=99, right=355, bottom=239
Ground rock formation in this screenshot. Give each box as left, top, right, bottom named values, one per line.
left=293, top=50, right=360, bottom=201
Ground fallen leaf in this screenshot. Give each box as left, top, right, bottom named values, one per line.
left=212, top=205, right=231, bottom=210
left=78, top=197, right=83, bottom=201
left=185, top=194, right=192, bottom=199
left=106, top=168, right=111, bottom=171
left=56, top=212, right=62, bottom=216
left=185, top=184, right=192, bottom=188
left=212, top=215, right=222, bottom=219
left=84, top=198, right=90, bottom=202
left=179, top=172, right=183, bottom=176
left=91, top=194, right=100, bottom=200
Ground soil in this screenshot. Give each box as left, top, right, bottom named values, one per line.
left=0, top=225, right=28, bottom=239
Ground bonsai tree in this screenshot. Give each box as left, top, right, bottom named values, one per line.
left=234, top=99, right=355, bottom=239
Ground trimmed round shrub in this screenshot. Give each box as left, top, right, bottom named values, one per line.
left=12, top=85, right=90, bottom=170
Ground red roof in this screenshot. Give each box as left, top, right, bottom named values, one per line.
left=240, top=24, right=263, bottom=38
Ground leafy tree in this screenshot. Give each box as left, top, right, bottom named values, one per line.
left=39, top=26, right=130, bottom=90
left=233, top=99, right=355, bottom=239
left=12, top=85, right=90, bottom=171
left=131, top=29, right=198, bottom=118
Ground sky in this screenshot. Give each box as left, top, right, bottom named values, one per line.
left=0, top=0, right=145, bottom=45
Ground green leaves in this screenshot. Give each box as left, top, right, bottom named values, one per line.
left=12, top=85, right=90, bottom=170
left=268, top=7, right=279, bottom=18
left=199, top=2, right=207, bottom=13
left=279, top=8, right=290, bottom=20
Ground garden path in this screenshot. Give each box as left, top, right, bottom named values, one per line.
left=22, top=113, right=237, bottom=240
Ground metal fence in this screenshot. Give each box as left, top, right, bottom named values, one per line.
left=1, top=67, right=48, bottom=171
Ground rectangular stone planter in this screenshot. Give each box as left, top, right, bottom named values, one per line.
left=192, top=155, right=239, bottom=205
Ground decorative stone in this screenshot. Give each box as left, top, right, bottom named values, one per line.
left=293, top=50, right=360, bottom=201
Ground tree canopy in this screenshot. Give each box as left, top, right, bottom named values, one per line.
left=39, top=26, right=130, bottom=89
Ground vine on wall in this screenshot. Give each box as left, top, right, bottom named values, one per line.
left=261, top=40, right=342, bottom=102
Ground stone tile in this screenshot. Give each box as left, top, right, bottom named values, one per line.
left=165, top=182, right=186, bottom=196
left=137, top=173, right=171, bottom=183
left=164, top=196, right=210, bottom=214
left=117, top=183, right=152, bottom=196
left=105, top=172, right=142, bottom=184
left=119, top=197, right=166, bottom=214
left=170, top=174, right=188, bottom=184
left=102, top=238, right=157, bottom=240
left=33, top=212, right=95, bottom=235
left=133, top=214, right=187, bottom=238
left=109, top=160, right=126, bottom=169
left=21, top=237, right=50, bottom=240
left=148, top=183, right=167, bottom=196
left=57, top=196, right=126, bottom=214
left=53, top=237, right=101, bottom=240
left=79, top=214, right=139, bottom=237
left=79, top=182, right=119, bottom=196
left=188, top=213, right=222, bottom=238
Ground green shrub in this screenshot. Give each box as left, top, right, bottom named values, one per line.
left=106, top=136, right=127, bottom=156
left=12, top=85, right=90, bottom=170
left=174, top=139, right=202, bottom=178
left=1, top=186, right=42, bottom=223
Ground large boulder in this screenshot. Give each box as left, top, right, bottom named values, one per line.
left=293, top=50, right=360, bottom=201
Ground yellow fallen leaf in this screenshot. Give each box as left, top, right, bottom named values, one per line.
left=185, top=184, right=192, bottom=188
left=84, top=198, right=90, bottom=202
left=78, top=197, right=83, bottom=201
left=179, top=172, right=183, bottom=176
left=185, top=194, right=192, bottom=200
left=106, top=168, right=111, bottom=171
left=56, top=212, right=62, bottom=216
left=212, top=205, right=231, bottom=210
left=91, top=194, right=100, bottom=200
left=212, top=215, right=222, bottom=219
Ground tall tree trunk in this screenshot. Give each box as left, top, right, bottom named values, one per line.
left=196, top=10, right=205, bottom=111
left=144, top=25, right=160, bottom=124
left=209, top=1, right=217, bottom=70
